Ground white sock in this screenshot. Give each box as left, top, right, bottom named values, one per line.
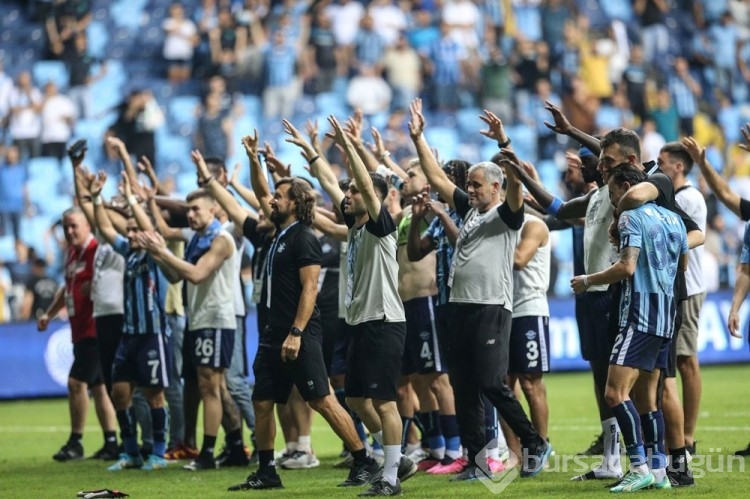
left=632, top=463, right=649, bottom=475
left=495, top=420, right=508, bottom=449
left=652, top=467, right=666, bottom=482
left=297, top=435, right=311, bottom=453
left=431, top=446, right=446, bottom=460
left=488, top=447, right=499, bottom=460
left=286, top=441, right=298, bottom=452
left=383, top=445, right=401, bottom=486
left=372, top=431, right=384, bottom=447
left=602, top=417, right=622, bottom=473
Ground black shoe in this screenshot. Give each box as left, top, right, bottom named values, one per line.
left=228, top=470, right=284, bottom=491
left=358, top=478, right=402, bottom=496
left=605, top=476, right=625, bottom=488
left=53, top=441, right=84, bottom=462
left=577, top=433, right=604, bottom=456
left=183, top=454, right=217, bottom=471
left=667, top=469, right=696, bottom=487
left=339, top=459, right=381, bottom=486
left=216, top=446, right=250, bottom=468
left=91, top=445, right=119, bottom=461
left=368, top=455, right=418, bottom=484
left=736, top=443, right=750, bottom=456
left=248, top=449, right=259, bottom=466
left=450, top=465, right=491, bottom=482
left=139, top=444, right=153, bottom=461
left=686, top=441, right=697, bottom=456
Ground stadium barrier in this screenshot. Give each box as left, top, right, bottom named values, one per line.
left=0, top=291, right=748, bottom=399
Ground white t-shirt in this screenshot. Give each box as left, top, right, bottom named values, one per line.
left=40, top=94, right=77, bottom=143
left=442, top=0, right=480, bottom=49
left=346, top=76, right=392, bottom=115
left=8, top=87, right=42, bottom=140
left=369, top=4, right=407, bottom=46
left=162, top=18, right=198, bottom=60
left=92, top=239, right=125, bottom=317
left=675, top=181, right=707, bottom=295
left=326, top=1, right=365, bottom=46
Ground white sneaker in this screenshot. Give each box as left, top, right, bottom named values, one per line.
left=407, top=447, right=430, bottom=464
left=497, top=446, right=510, bottom=463
left=280, top=450, right=320, bottom=469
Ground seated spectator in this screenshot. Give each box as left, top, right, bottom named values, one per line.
left=163, top=2, right=199, bottom=84
left=0, top=146, right=28, bottom=243
left=40, top=82, right=77, bottom=161
left=346, top=64, right=392, bottom=118
left=7, top=71, right=42, bottom=159
left=20, top=258, right=58, bottom=321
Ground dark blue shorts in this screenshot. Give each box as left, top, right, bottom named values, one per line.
left=509, top=315, right=550, bottom=374
left=576, top=291, right=613, bottom=361
left=329, top=322, right=351, bottom=377
left=112, top=333, right=172, bottom=388
left=402, top=296, right=445, bottom=375
left=189, top=328, right=234, bottom=370
left=609, top=325, right=670, bottom=372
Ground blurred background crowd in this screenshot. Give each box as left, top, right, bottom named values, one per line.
left=1, top=0, right=750, bottom=322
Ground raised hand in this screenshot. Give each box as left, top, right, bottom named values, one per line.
left=681, top=136, right=706, bottom=166
left=410, top=185, right=431, bottom=219
left=262, top=143, right=291, bottom=177
left=230, top=162, right=243, bottom=185
left=190, top=149, right=211, bottom=182
left=137, top=155, right=155, bottom=175
left=565, top=151, right=583, bottom=170
left=408, top=98, right=425, bottom=138
left=120, top=171, right=134, bottom=197
left=370, top=126, right=387, bottom=158
left=106, top=136, right=128, bottom=159
left=739, top=123, right=750, bottom=152
left=543, top=100, right=573, bottom=135
left=479, top=109, right=509, bottom=145
left=305, top=119, right=320, bottom=152
left=327, top=115, right=349, bottom=147
left=344, top=109, right=364, bottom=143
left=282, top=119, right=316, bottom=160
left=495, top=155, right=524, bottom=181
left=88, top=171, right=107, bottom=196
left=240, top=129, right=261, bottom=158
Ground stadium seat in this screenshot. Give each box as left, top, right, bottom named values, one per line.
left=86, top=20, right=109, bottom=59
left=27, top=177, right=59, bottom=215
left=32, top=60, right=69, bottom=89
left=27, top=157, right=62, bottom=182
left=425, top=126, right=459, bottom=161
left=0, top=235, right=15, bottom=262
left=169, top=96, right=200, bottom=129
left=19, top=215, right=53, bottom=254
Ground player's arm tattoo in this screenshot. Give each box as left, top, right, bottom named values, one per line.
left=619, top=246, right=640, bottom=267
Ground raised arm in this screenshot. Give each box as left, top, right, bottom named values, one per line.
left=241, top=131, right=273, bottom=221
left=283, top=119, right=345, bottom=207
left=370, top=126, right=408, bottom=180
left=329, top=115, right=381, bottom=218
left=313, top=207, right=348, bottom=242
left=149, top=196, right=186, bottom=241
left=514, top=217, right=548, bottom=270
left=88, top=171, right=119, bottom=245
left=408, top=99, right=457, bottom=208
left=684, top=136, right=743, bottom=218
left=343, top=109, right=381, bottom=173
left=543, top=100, right=601, bottom=156
left=137, top=155, right=166, bottom=196
left=406, top=188, right=437, bottom=261
left=196, top=153, right=256, bottom=228
left=120, top=172, right=154, bottom=232
left=139, top=229, right=233, bottom=285
left=107, top=136, right=139, bottom=185
left=228, top=161, right=260, bottom=214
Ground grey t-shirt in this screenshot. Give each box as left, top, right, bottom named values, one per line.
left=448, top=189, right=523, bottom=310
left=342, top=201, right=405, bottom=325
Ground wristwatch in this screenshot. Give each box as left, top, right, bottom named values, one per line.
left=290, top=326, right=303, bottom=337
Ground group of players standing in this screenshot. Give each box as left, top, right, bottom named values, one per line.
left=37, top=95, right=748, bottom=495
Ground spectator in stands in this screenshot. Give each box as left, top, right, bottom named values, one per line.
left=354, top=14, right=386, bottom=71
left=441, top=0, right=481, bottom=49
left=110, top=89, right=164, bottom=167
left=708, top=11, right=741, bottom=97
left=369, top=0, right=407, bottom=47
left=162, top=2, right=199, bottom=84
left=621, top=45, right=648, bottom=123
left=650, top=87, right=680, bottom=142
left=423, top=22, right=468, bottom=111
left=0, top=262, right=10, bottom=323
left=540, top=0, right=571, bottom=49
left=520, top=78, right=561, bottom=160
left=45, top=4, right=85, bottom=60
left=305, top=9, right=338, bottom=94
left=480, top=44, right=513, bottom=123
left=407, top=7, right=440, bottom=54
left=20, top=258, right=58, bottom=321
left=0, top=59, right=13, bottom=142
left=641, top=118, right=666, bottom=163
left=40, top=81, right=77, bottom=161
left=635, top=0, right=670, bottom=68
left=208, top=8, right=247, bottom=91
left=326, top=0, right=365, bottom=74
left=63, top=32, right=106, bottom=119
left=668, top=57, right=701, bottom=136
left=7, top=71, right=42, bottom=159
left=0, top=145, right=28, bottom=243
left=195, top=92, right=233, bottom=160
left=261, top=29, right=303, bottom=120
left=381, top=33, right=422, bottom=111
left=346, top=64, right=392, bottom=119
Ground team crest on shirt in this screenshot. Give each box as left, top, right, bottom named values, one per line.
left=321, top=243, right=332, bottom=253
left=525, top=331, right=537, bottom=341
left=147, top=349, right=158, bottom=359
left=277, top=243, right=286, bottom=254
left=419, top=331, right=430, bottom=341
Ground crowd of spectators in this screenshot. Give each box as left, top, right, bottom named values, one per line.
left=2, top=0, right=750, bottom=322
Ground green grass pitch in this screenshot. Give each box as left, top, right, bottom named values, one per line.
left=1, top=365, right=750, bottom=498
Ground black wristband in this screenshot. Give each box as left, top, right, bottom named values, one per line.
left=308, top=155, right=320, bottom=165
left=498, top=137, right=512, bottom=148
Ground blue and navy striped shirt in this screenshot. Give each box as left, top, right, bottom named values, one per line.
left=425, top=209, right=463, bottom=307
left=113, top=236, right=169, bottom=336
left=356, top=29, right=386, bottom=67
left=263, top=42, right=297, bottom=87
left=617, top=203, right=688, bottom=338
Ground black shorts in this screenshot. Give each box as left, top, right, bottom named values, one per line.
left=402, top=296, right=445, bottom=375
left=610, top=325, right=670, bottom=372
left=434, top=304, right=451, bottom=370
left=664, top=300, right=683, bottom=378
left=345, top=320, right=406, bottom=401
left=577, top=291, right=613, bottom=361
left=252, top=320, right=330, bottom=403
left=509, top=316, right=550, bottom=374
left=95, top=314, right=123, bottom=390
left=70, top=338, right=105, bottom=386
left=328, top=321, right=351, bottom=377
left=188, top=328, right=234, bottom=370
left=112, top=333, right=172, bottom=388
left=321, top=311, right=344, bottom=376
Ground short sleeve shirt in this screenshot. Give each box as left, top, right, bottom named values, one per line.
left=65, top=236, right=98, bottom=343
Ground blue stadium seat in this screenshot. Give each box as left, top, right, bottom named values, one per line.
left=27, top=176, right=59, bottom=214
left=169, top=96, right=200, bottom=130
left=19, top=215, right=53, bottom=254
left=314, top=92, right=348, bottom=119
left=32, top=60, right=69, bottom=89
left=0, top=235, right=15, bottom=262
left=86, top=20, right=109, bottom=59
left=27, top=157, right=62, bottom=182
left=425, top=126, right=459, bottom=161
left=456, top=107, right=483, bottom=139
left=240, top=95, right=262, bottom=123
